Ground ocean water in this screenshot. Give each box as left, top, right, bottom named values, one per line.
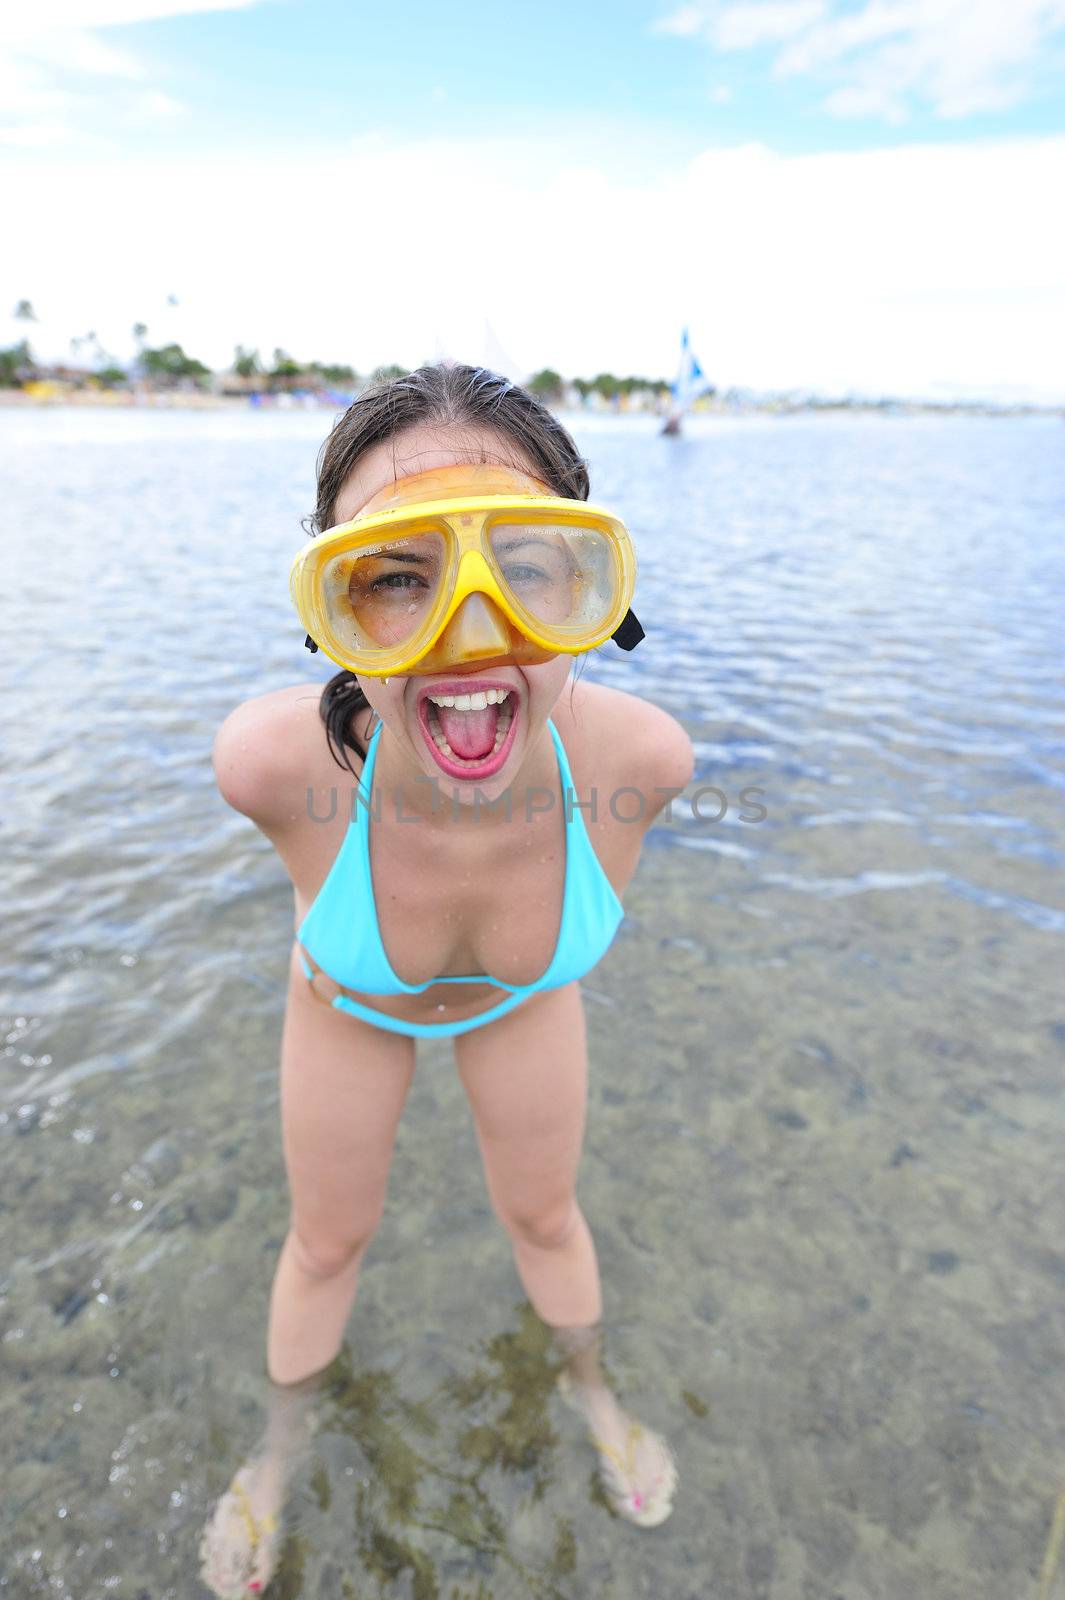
left=1, top=405, right=1063, bottom=1598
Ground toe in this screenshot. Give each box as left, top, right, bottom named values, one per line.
left=247, top=1525, right=281, bottom=1594
left=605, top=1427, right=677, bottom=1528
left=633, top=1435, right=677, bottom=1526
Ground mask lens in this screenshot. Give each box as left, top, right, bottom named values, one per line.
left=488, top=522, right=618, bottom=632
left=321, top=529, right=447, bottom=654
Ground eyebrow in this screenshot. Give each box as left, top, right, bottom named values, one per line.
left=363, top=547, right=435, bottom=564
left=493, top=535, right=564, bottom=555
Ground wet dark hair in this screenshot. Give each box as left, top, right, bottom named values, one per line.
left=305, top=361, right=591, bottom=773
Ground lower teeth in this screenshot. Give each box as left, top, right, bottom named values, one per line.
left=427, top=698, right=513, bottom=761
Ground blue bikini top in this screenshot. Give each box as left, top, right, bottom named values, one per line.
left=295, top=719, right=624, bottom=1038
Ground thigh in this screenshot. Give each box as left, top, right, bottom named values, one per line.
left=454, top=981, right=588, bottom=1239
left=280, top=943, right=416, bottom=1264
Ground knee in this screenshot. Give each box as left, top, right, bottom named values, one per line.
left=287, top=1221, right=377, bottom=1279
left=503, top=1198, right=581, bottom=1252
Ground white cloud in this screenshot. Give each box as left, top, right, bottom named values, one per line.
left=0, top=0, right=266, bottom=147
left=20, top=29, right=142, bottom=79
left=716, top=1, right=826, bottom=50
left=0, top=119, right=76, bottom=148
left=0, top=0, right=264, bottom=32
left=2, top=132, right=1062, bottom=402
left=134, top=89, right=184, bottom=117
left=653, top=5, right=706, bottom=38
left=653, top=0, right=1065, bottom=121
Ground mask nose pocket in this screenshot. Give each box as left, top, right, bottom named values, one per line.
left=442, top=590, right=512, bottom=655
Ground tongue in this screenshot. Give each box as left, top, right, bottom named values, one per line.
left=438, top=702, right=499, bottom=760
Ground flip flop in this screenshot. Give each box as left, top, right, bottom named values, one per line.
left=230, top=1476, right=280, bottom=1595
left=198, top=1471, right=281, bottom=1600
left=232, top=1477, right=278, bottom=1555
left=557, top=1368, right=678, bottom=1527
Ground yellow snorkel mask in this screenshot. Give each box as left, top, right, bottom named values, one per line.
left=290, top=463, right=645, bottom=678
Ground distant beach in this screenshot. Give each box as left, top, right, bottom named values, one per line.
left=0, top=386, right=1058, bottom=419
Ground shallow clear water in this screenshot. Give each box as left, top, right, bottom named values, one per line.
left=1, top=406, right=1063, bottom=1598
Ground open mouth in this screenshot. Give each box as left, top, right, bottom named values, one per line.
left=417, top=685, right=518, bottom=779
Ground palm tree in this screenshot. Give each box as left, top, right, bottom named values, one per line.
left=233, top=345, right=262, bottom=379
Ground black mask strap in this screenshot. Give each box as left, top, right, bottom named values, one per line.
left=611, top=609, right=645, bottom=651
left=304, top=634, right=319, bottom=654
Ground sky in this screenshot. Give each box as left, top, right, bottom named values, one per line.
left=2, top=0, right=1064, bottom=401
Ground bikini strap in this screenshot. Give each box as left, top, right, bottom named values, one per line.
left=546, top=718, right=578, bottom=820
left=353, top=719, right=381, bottom=817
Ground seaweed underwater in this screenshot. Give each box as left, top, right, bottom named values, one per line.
left=262, top=1308, right=587, bottom=1598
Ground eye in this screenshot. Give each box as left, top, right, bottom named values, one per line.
left=503, top=561, right=549, bottom=585
left=370, top=570, right=427, bottom=592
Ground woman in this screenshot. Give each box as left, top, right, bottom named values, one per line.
left=199, top=363, right=693, bottom=1596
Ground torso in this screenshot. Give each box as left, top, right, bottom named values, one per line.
left=261, top=681, right=650, bottom=1031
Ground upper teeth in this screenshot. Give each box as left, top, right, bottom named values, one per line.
left=427, top=689, right=509, bottom=711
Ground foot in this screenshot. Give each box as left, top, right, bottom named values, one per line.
left=557, top=1368, right=678, bottom=1528
left=198, top=1454, right=284, bottom=1597
left=199, top=1367, right=321, bottom=1596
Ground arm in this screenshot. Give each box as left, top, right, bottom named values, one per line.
left=212, top=685, right=319, bottom=835
left=561, top=678, right=694, bottom=832
left=622, top=698, right=695, bottom=830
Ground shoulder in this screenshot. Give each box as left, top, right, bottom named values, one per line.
left=212, top=682, right=362, bottom=826
left=555, top=677, right=694, bottom=808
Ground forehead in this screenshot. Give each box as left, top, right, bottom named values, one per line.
left=333, top=423, right=542, bottom=525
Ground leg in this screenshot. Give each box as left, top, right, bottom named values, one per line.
left=454, top=982, right=677, bottom=1527
left=455, top=980, right=600, bottom=1327
left=268, top=943, right=416, bottom=1384
left=200, top=944, right=416, bottom=1598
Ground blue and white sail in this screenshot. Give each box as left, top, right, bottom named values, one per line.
left=670, top=327, right=715, bottom=416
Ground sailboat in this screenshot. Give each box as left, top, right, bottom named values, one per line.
left=661, top=327, right=715, bottom=434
